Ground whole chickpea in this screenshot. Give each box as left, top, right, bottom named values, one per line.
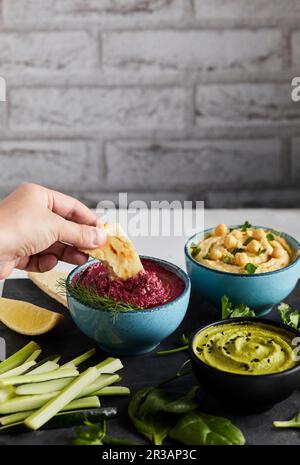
left=235, top=252, right=249, bottom=267
left=231, top=229, right=243, bottom=240
left=272, top=246, right=285, bottom=259
left=210, top=247, right=223, bottom=261
left=214, top=224, right=228, bottom=237
left=224, top=235, right=238, bottom=250
left=246, top=239, right=260, bottom=254
left=253, top=228, right=266, bottom=240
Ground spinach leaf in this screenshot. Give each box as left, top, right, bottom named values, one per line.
left=138, top=386, right=199, bottom=419
left=128, top=387, right=172, bottom=445
left=278, top=303, right=300, bottom=330
left=273, top=412, right=300, bottom=429
left=168, top=412, right=245, bottom=445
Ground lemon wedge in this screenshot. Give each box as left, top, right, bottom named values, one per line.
left=0, top=298, right=63, bottom=336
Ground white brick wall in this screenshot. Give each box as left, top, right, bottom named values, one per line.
left=0, top=0, right=298, bottom=207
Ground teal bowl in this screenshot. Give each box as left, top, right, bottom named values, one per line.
left=185, top=227, right=300, bottom=317
left=66, top=257, right=191, bottom=356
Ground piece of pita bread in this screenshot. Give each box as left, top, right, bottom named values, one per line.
left=28, top=270, right=68, bottom=308
left=79, top=223, right=144, bottom=280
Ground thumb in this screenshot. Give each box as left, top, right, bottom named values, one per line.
left=57, top=218, right=106, bottom=249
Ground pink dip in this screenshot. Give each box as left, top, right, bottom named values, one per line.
left=74, top=259, right=185, bottom=309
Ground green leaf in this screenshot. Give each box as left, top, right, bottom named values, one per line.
left=222, top=296, right=256, bottom=319
left=73, top=418, right=131, bottom=446
left=231, top=248, right=245, bottom=256
left=278, top=302, right=300, bottom=329
left=168, top=412, right=245, bottom=445
left=128, top=388, right=172, bottom=445
left=244, top=263, right=258, bottom=274
left=138, top=387, right=199, bottom=419
left=239, top=221, right=252, bottom=232
left=266, top=233, right=275, bottom=242
left=243, top=237, right=254, bottom=246
left=258, top=248, right=267, bottom=256
left=190, top=245, right=201, bottom=258
left=221, top=295, right=232, bottom=319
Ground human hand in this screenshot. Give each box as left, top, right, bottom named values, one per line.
left=0, top=183, right=106, bottom=279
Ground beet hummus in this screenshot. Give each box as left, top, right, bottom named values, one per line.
left=74, top=259, right=185, bottom=309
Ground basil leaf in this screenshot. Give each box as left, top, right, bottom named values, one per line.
left=168, top=412, right=245, bottom=445
left=244, top=263, right=258, bottom=274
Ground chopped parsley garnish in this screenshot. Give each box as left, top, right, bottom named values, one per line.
left=191, top=245, right=201, bottom=258
left=258, top=248, right=267, bottom=256
left=232, top=248, right=245, bottom=256
left=243, top=237, right=254, bottom=246
left=266, top=233, right=275, bottom=242
left=239, top=221, right=252, bottom=232
left=244, top=263, right=258, bottom=274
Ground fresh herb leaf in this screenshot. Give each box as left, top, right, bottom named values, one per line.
left=266, top=233, right=275, bottom=242
left=190, top=246, right=201, bottom=258
left=223, top=256, right=232, bottom=264
left=273, top=412, right=300, bottom=429
left=73, top=418, right=132, bottom=445
left=239, top=221, right=252, bottom=232
left=168, top=412, right=245, bottom=445
left=222, top=295, right=256, bottom=319
left=57, top=278, right=143, bottom=315
left=258, top=248, right=267, bottom=256
left=244, top=263, right=258, bottom=274
left=278, top=303, right=300, bottom=330
left=243, top=237, right=254, bottom=246
left=232, top=248, right=245, bottom=256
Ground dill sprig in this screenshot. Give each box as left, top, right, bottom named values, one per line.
left=56, top=277, right=144, bottom=314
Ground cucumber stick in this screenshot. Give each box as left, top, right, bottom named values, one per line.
left=0, top=368, right=78, bottom=386
left=25, top=367, right=99, bottom=430
left=0, top=392, right=59, bottom=414
left=96, top=358, right=123, bottom=374
left=96, top=386, right=130, bottom=396
left=25, top=349, right=42, bottom=363
left=28, top=361, right=59, bottom=375
left=61, top=348, right=96, bottom=367
left=0, top=387, right=15, bottom=403
left=15, top=373, right=119, bottom=396
left=0, top=396, right=100, bottom=426
left=15, top=377, right=74, bottom=395
left=0, top=342, right=40, bottom=374
left=0, top=361, right=36, bottom=379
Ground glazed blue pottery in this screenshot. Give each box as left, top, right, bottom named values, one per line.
left=67, top=256, right=191, bottom=356
left=185, top=227, right=300, bottom=317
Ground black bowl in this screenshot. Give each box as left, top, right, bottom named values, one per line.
left=189, top=317, right=300, bottom=413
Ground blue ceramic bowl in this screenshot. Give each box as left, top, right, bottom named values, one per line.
left=185, top=227, right=300, bottom=317
left=67, top=256, right=191, bottom=356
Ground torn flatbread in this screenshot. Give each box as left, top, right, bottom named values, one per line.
left=79, top=223, right=144, bottom=280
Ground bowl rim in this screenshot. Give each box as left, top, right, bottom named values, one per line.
left=184, top=225, right=300, bottom=277
left=66, top=255, right=191, bottom=314
left=189, top=317, right=300, bottom=379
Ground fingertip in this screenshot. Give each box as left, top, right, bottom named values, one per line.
left=38, top=254, right=58, bottom=272
left=91, top=227, right=107, bottom=247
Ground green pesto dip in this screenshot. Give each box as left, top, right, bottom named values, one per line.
left=193, top=322, right=296, bottom=375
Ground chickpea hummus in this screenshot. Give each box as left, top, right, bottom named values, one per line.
left=193, top=322, right=296, bottom=375
left=190, top=223, right=294, bottom=274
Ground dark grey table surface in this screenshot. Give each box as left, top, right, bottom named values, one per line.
left=0, top=279, right=300, bottom=445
